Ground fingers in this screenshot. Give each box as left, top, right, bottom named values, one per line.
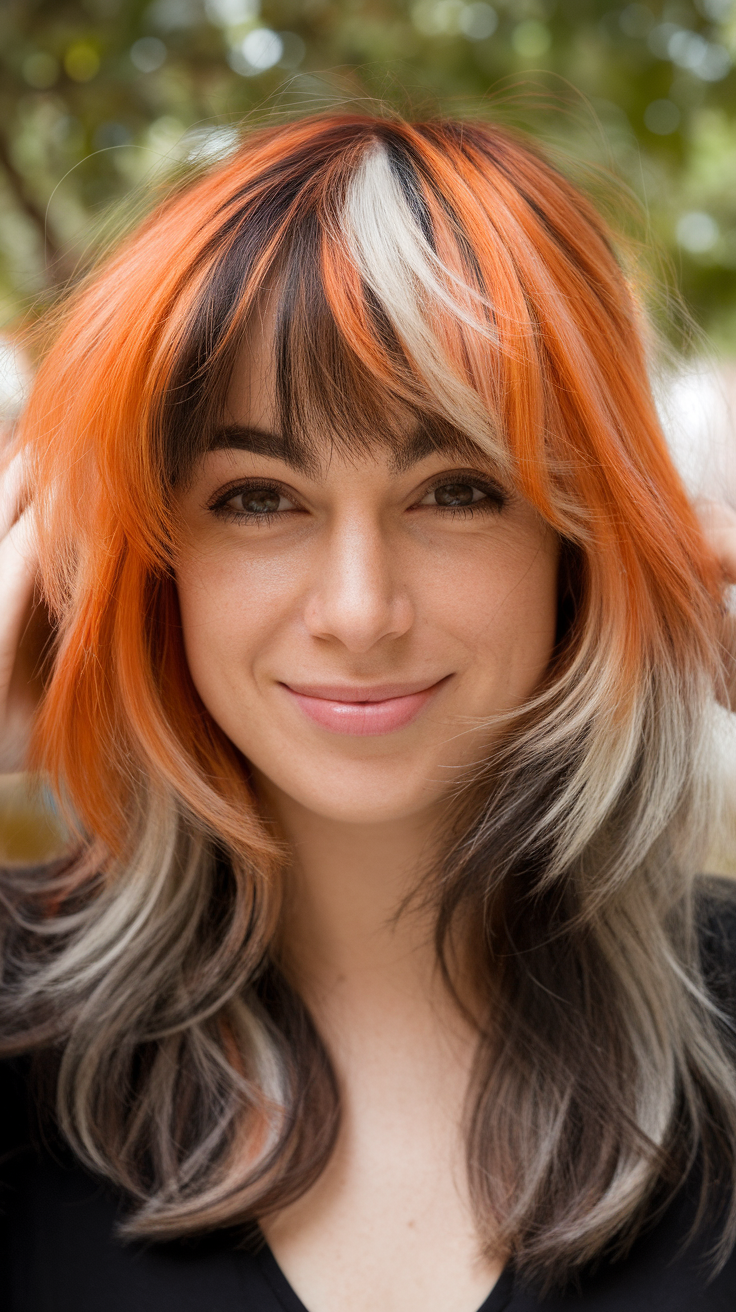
left=711, top=533, right=736, bottom=587
left=0, top=448, right=45, bottom=771
left=0, top=508, right=39, bottom=695
left=0, top=449, right=31, bottom=541
left=696, top=500, right=736, bottom=711
left=696, top=499, right=736, bottom=586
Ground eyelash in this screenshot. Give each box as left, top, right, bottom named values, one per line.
left=422, top=474, right=507, bottom=518
left=208, top=474, right=508, bottom=525
left=208, top=481, right=297, bottom=526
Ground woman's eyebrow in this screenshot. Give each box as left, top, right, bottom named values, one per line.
left=207, top=424, right=312, bottom=471
left=389, top=426, right=486, bottom=473
left=208, top=422, right=483, bottom=476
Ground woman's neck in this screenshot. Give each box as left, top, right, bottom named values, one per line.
left=265, top=787, right=445, bottom=1012
left=255, top=784, right=500, bottom=1312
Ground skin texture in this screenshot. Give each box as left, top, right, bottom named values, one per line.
left=175, top=442, right=560, bottom=827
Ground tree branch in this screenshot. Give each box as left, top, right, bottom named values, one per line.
left=0, top=131, right=72, bottom=287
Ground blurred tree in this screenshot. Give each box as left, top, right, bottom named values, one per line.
left=0, top=0, right=735, bottom=349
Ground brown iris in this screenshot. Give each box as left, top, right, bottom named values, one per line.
left=433, top=483, right=475, bottom=506
left=241, top=488, right=281, bottom=514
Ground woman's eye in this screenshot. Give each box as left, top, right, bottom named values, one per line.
left=223, top=486, right=296, bottom=516
left=420, top=482, right=492, bottom=509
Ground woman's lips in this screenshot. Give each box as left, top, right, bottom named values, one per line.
left=281, top=678, right=449, bottom=736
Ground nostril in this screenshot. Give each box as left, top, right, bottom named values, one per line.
left=304, top=588, right=413, bottom=651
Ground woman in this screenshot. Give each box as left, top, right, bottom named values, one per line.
left=1, top=111, right=736, bottom=1311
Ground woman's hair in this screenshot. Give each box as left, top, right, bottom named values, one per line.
left=3, top=111, right=736, bottom=1288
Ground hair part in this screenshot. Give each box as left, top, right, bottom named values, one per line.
left=3, top=110, right=736, bottom=1291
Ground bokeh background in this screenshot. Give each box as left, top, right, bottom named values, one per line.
left=2, top=0, right=736, bottom=864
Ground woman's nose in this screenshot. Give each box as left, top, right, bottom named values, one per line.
left=303, top=516, right=413, bottom=653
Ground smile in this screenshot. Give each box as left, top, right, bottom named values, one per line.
left=280, top=678, right=450, bottom=736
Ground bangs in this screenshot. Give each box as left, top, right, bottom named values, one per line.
left=161, top=127, right=518, bottom=490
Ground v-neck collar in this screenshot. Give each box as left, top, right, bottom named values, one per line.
left=254, top=1244, right=517, bottom=1312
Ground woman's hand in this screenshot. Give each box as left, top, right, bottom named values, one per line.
left=697, top=498, right=736, bottom=711
left=698, top=499, right=736, bottom=585
left=0, top=448, right=42, bottom=773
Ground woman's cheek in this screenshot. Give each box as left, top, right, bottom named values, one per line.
left=423, top=531, right=558, bottom=686
left=175, top=549, right=299, bottom=702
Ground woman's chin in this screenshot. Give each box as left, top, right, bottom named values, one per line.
left=252, top=764, right=446, bottom=828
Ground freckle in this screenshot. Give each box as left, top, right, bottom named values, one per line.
left=407, top=1219, right=415, bottom=1228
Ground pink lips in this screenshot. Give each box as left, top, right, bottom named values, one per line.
left=281, top=678, right=448, bottom=736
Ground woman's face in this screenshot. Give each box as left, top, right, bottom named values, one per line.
left=174, top=337, right=560, bottom=827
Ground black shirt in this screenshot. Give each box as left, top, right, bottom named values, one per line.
left=2, top=882, right=736, bottom=1311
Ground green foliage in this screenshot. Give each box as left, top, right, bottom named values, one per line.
left=1, top=0, right=735, bottom=348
